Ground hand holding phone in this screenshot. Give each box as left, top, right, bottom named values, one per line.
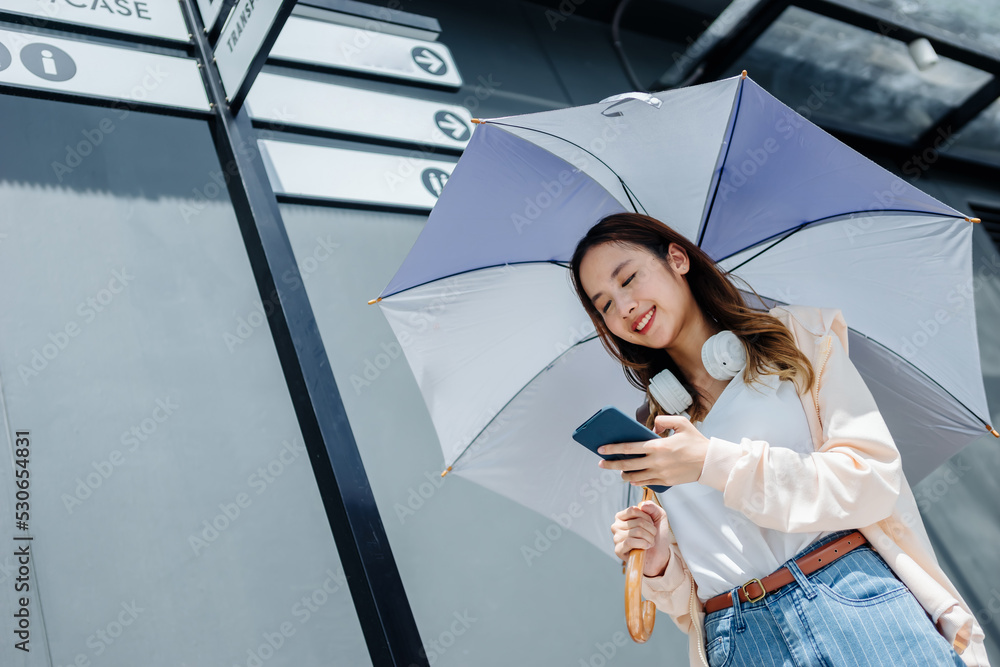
left=572, top=406, right=670, bottom=493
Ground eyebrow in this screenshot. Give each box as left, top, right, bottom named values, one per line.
left=589, top=260, right=631, bottom=304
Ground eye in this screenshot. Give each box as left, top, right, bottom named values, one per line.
left=602, top=300, right=611, bottom=314
left=622, top=273, right=636, bottom=287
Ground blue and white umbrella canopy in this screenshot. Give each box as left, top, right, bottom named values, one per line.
left=374, top=74, right=994, bottom=560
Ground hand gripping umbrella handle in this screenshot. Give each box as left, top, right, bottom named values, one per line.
left=625, top=486, right=657, bottom=643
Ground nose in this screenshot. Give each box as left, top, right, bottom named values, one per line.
left=621, top=298, right=637, bottom=319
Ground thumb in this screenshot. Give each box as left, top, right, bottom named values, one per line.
left=653, top=413, right=689, bottom=435
left=637, top=500, right=666, bottom=522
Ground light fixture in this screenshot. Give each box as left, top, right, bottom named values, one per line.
left=908, top=37, right=939, bottom=71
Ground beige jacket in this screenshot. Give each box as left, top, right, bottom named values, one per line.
left=640, top=304, right=990, bottom=666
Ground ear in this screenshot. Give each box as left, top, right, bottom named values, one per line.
left=666, top=242, right=690, bottom=275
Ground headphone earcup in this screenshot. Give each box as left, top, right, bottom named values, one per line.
left=648, top=368, right=694, bottom=415
left=702, top=330, right=747, bottom=381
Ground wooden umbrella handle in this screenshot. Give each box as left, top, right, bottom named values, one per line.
left=625, top=486, right=657, bottom=643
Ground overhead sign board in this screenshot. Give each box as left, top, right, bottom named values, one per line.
left=213, top=0, right=295, bottom=111
left=260, top=140, right=455, bottom=210
left=0, top=0, right=190, bottom=43
left=194, top=0, right=227, bottom=34
left=245, top=73, right=473, bottom=149
left=0, top=27, right=210, bottom=112
left=269, top=17, right=463, bottom=89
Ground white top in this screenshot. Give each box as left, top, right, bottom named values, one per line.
left=660, top=367, right=831, bottom=602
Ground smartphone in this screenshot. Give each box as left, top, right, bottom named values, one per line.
left=572, top=405, right=670, bottom=493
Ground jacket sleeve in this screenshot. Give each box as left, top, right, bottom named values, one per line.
left=640, top=517, right=697, bottom=632
left=696, top=330, right=903, bottom=533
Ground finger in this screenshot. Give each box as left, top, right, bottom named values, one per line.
left=620, top=468, right=654, bottom=484
left=627, top=468, right=667, bottom=484
left=597, top=440, right=649, bottom=457
left=599, top=456, right=649, bottom=472
left=653, top=414, right=688, bottom=435
left=618, top=535, right=654, bottom=553
left=637, top=501, right=666, bottom=521
left=616, top=519, right=656, bottom=543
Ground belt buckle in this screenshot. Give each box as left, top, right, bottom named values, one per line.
left=741, top=577, right=767, bottom=603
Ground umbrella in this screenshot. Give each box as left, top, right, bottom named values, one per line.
left=370, top=72, right=997, bottom=567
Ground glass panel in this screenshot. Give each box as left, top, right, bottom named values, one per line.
left=854, top=0, right=1000, bottom=60
left=281, top=203, right=691, bottom=665
left=0, top=94, right=371, bottom=666
left=944, top=96, right=1000, bottom=166
left=723, top=6, right=992, bottom=142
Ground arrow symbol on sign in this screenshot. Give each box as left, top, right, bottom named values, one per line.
left=437, top=113, right=469, bottom=140
left=414, top=48, right=444, bottom=73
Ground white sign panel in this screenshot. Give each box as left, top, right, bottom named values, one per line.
left=260, top=140, right=455, bottom=210
left=0, top=0, right=190, bottom=43
left=195, top=0, right=226, bottom=33
left=270, top=17, right=462, bottom=89
left=245, top=73, right=473, bottom=149
left=0, top=27, right=210, bottom=111
left=214, top=0, right=285, bottom=103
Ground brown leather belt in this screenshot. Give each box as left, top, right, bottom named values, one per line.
left=703, top=531, right=867, bottom=615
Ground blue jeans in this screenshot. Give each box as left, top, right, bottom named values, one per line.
left=703, top=530, right=965, bottom=666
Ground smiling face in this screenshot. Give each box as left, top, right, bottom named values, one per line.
left=578, top=241, right=696, bottom=350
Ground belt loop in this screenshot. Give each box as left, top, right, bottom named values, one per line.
left=730, top=588, right=746, bottom=632
left=786, top=558, right=817, bottom=600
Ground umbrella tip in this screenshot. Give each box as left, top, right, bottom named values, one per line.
left=441, top=466, right=453, bottom=477
left=967, top=217, right=981, bottom=223
left=368, top=297, right=382, bottom=305
left=471, top=118, right=483, bottom=124
left=741, top=70, right=747, bottom=79
left=989, top=426, right=999, bottom=438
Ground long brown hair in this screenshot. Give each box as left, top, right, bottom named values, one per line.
left=569, top=213, right=814, bottom=427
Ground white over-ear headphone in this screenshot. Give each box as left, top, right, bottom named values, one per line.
left=647, top=330, right=747, bottom=415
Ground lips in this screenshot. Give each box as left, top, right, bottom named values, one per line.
left=633, top=306, right=655, bottom=334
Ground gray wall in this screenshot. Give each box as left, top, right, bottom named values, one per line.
left=0, top=1, right=997, bottom=665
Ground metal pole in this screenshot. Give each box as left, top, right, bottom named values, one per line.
left=177, top=0, right=430, bottom=664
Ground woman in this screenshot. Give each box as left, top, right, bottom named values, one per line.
left=570, top=213, right=989, bottom=667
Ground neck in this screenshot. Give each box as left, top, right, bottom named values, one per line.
left=664, top=309, right=722, bottom=387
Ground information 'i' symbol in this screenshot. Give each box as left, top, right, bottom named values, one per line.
left=20, top=43, right=76, bottom=82
left=0, top=40, right=12, bottom=72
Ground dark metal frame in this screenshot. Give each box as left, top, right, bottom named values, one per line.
left=0, top=3, right=436, bottom=662
left=676, top=0, right=1000, bottom=177
left=180, top=0, right=430, bottom=664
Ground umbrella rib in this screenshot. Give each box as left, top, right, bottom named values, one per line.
left=481, top=120, right=648, bottom=215
left=445, top=333, right=601, bottom=471
left=380, top=259, right=571, bottom=299
left=696, top=74, right=747, bottom=248
left=722, top=208, right=964, bottom=272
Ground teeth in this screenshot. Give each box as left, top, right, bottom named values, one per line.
left=635, top=309, right=653, bottom=331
